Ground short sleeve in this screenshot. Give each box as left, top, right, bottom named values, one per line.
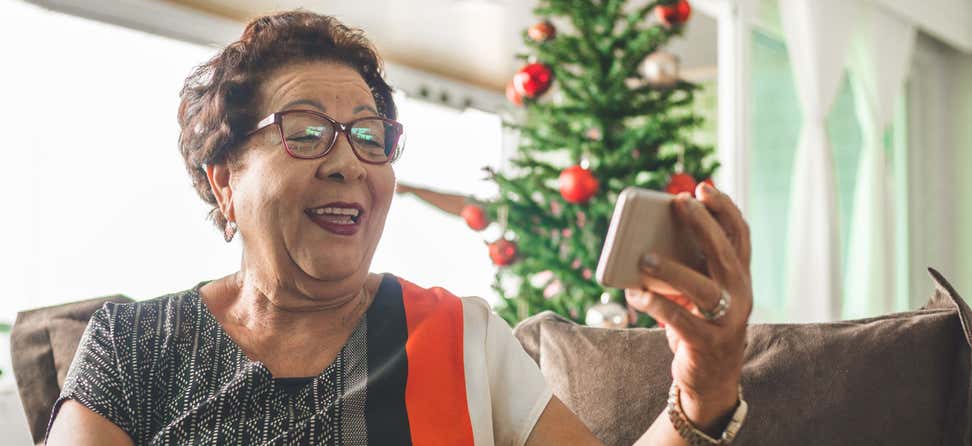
left=46, top=304, right=135, bottom=440
left=482, top=303, right=553, bottom=445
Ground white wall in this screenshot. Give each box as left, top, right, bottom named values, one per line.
left=905, top=32, right=972, bottom=305
left=872, top=0, right=972, bottom=53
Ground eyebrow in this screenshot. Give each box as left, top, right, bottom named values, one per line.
left=281, top=98, right=326, bottom=112
left=279, top=99, right=378, bottom=117
left=353, top=104, right=379, bottom=115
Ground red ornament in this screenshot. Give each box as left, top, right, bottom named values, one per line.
left=513, top=63, right=554, bottom=99
left=655, top=0, right=692, bottom=27
left=505, top=81, right=523, bottom=106
left=666, top=173, right=697, bottom=196
left=461, top=204, right=489, bottom=231
left=559, top=165, right=599, bottom=204
left=488, top=238, right=518, bottom=266
left=528, top=21, right=556, bottom=42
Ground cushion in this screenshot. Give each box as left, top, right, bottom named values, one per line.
left=11, top=295, right=133, bottom=445
left=513, top=268, right=972, bottom=446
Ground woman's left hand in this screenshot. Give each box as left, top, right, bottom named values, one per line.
left=625, top=183, right=753, bottom=434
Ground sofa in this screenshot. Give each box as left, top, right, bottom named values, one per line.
left=513, top=268, right=972, bottom=445
left=11, top=268, right=972, bottom=445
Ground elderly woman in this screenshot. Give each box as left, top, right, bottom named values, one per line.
left=46, top=10, right=752, bottom=446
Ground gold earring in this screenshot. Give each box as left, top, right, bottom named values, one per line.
left=224, top=221, right=238, bottom=242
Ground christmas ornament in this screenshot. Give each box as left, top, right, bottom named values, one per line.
left=585, top=293, right=630, bottom=328
left=543, top=279, right=564, bottom=298
left=528, top=20, right=556, bottom=42
left=461, top=204, right=489, bottom=231
left=559, top=165, right=599, bottom=203
left=513, top=63, right=554, bottom=99
left=505, top=81, right=523, bottom=106
left=640, top=51, right=680, bottom=88
left=488, top=238, right=518, bottom=266
left=499, top=274, right=523, bottom=297
left=655, top=0, right=692, bottom=27
left=529, top=270, right=555, bottom=287
left=666, top=172, right=697, bottom=195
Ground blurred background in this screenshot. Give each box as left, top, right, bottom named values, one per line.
left=0, top=0, right=969, bottom=441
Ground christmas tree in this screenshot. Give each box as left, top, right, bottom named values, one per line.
left=401, top=0, right=717, bottom=328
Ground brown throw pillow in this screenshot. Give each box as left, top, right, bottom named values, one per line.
left=11, top=295, right=133, bottom=445
left=513, top=268, right=972, bottom=446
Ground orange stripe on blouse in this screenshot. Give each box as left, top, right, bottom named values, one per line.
left=399, top=278, right=475, bottom=446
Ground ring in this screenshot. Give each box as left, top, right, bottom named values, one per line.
left=699, top=289, right=731, bottom=321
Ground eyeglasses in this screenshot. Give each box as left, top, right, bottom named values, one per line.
left=247, top=109, right=405, bottom=164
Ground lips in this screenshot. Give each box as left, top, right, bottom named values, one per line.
left=305, top=201, right=365, bottom=236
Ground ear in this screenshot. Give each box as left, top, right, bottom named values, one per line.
left=205, top=163, right=235, bottom=222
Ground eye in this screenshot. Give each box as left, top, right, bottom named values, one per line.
left=351, top=127, right=384, bottom=147
left=286, top=126, right=326, bottom=142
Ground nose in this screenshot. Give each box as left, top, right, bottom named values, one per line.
left=316, top=134, right=367, bottom=183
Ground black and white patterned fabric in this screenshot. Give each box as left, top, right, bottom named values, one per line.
left=48, top=277, right=383, bottom=446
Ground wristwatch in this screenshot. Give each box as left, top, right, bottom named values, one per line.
left=667, top=379, right=749, bottom=445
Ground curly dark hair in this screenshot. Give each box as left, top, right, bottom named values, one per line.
left=177, top=10, right=397, bottom=233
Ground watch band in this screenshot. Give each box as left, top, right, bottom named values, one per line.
left=667, top=380, right=749, bottom=445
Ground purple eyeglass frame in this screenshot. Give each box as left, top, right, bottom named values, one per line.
left=246, top=109, right=405, bottom=164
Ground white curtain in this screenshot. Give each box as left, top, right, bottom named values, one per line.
left=843, top=8, right=916, bottom=318
left=779, top=0, right=859, bottom=322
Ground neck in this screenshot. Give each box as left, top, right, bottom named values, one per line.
left=232, top=272, right=373, bottom=335
left=203, top=263, right=381, bottom=368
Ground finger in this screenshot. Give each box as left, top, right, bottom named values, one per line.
left=626, top=289, right=712, bottom=346
left=695, top=183, right=751, bottom=268
left=649, top=295, right=691, bottom=329
left=639, top=253, right=724, bottom=318
left=671, top=193, right=744, bottom=292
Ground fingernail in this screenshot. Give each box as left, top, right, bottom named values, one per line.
left=640, top=253, right=659, bottom=270
left=673, top=194, right=690, bottom=211
left=701, top=182, right=715, bottom=193
left=689, top=197, right=704, bottom=211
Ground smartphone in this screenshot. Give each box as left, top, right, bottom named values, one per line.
left=595, top=187, right=705, bottom=291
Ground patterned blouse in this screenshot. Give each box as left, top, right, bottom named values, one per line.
left=48, top=273, right=552, bottom=445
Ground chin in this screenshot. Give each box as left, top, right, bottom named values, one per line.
left=298, top=257, right=365, bottom=282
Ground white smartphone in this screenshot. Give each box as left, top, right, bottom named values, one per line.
left=595, top=187, right=705, bottom=291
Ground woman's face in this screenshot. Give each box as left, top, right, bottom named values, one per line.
left=225, top=61, right=395, bottom=295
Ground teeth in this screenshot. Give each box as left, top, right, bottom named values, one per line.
left=319, top=214, right=355, bottom=225
left=311, top=206, right=360, bottom=217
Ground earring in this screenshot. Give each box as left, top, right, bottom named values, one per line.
left=224, top=221, right=238, bottom=243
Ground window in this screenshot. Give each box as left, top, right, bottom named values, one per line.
left=747, top=29, right=907, bottom=322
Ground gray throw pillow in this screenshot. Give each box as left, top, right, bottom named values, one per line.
left=513, top=268, right=972, bottom=446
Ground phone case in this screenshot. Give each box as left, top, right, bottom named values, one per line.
left=595, top=187, right=705, bottom=290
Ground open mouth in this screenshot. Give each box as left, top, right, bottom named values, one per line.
left=305, top=202, right=365, bottom=235
left=306, top=205, right=362, bottom=224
